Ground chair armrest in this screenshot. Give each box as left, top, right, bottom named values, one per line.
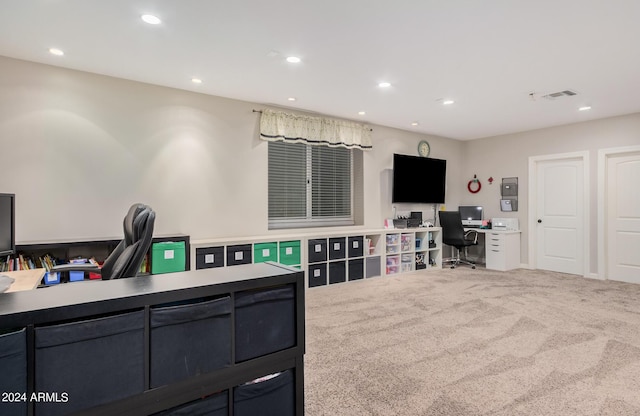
left=50, top=264, right=101, bottom=274
left=464, top=230, right=478, bottom=244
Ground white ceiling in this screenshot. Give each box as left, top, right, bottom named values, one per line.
left=1, top=0, right=640, bottom=140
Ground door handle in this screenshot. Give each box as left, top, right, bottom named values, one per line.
left=537, top=219, right=542, bottom=223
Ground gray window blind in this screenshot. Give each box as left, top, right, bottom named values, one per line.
left=268, top=141, right=353, bottom=228
left=311, top=145, right=351, bottom=218
left=268, top=141, right=307, bottom=219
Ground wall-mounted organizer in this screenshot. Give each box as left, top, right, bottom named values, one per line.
left=500, top=177, right=518, bottom=212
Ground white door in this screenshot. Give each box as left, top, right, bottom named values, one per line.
left=606, top=151, right=640, bottom=283
left=535, top=158, right=585, bottom=275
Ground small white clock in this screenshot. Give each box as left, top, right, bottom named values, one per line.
left=418, top=140, right=431, bottom=157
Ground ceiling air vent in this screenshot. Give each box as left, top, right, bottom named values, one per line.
left=542, top=89, right=578, bottom=100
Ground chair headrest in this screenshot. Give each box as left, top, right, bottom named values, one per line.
left=124, top=203, right=155, bottom=243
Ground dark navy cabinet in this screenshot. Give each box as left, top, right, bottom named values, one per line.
left=328, top=237, right=346, bottom=260
left=0, top=263, right=304, bottom=416
left=226, top=244, right=252, bottom=266
left=195, top=246, right=225, bottom=269
left=307, top=239, right=327, bottom=263
left=328, top=261, right=346, bottom=284
left=308, top=263, right=328, bottom=287
left=348, top=236, right=364, bottom=258
left=348, top=258, right=364, bottom=281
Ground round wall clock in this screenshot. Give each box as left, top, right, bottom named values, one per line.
left=418, top=140, right=431, bottom=157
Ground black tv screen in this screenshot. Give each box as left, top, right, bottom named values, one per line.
left=392, top=154, right=446, bottom=203
left=0, top=193, right=15, bottom=256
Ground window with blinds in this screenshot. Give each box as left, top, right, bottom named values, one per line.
left=268, top=141, right=354, bottom=228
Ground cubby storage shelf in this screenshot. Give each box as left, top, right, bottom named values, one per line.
left=13, top=235, right=191, bottom=283
left=191, top=227, right=442, bottom=289
left=0, top=263, right=304, bottom=416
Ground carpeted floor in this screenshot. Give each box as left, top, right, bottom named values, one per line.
left=304, top=267, right=640, bottom=415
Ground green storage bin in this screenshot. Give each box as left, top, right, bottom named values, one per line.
left=279, top=241, right=301, bottom=266
left=254, top=242, right=278, bottom=263
left=152, top=241, right=186, bottom=274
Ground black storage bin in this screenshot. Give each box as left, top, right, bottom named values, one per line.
left=0, top=328, right=27, bottom=416
left=150, top=297, right=232, bottom=388
left=329, top=237, right=346, bottom=260
left=308, top=263, right=327, bottom=288
left=153, top=390, right=228, bottom=416
left=34, top=310, right=145, bottom=416
left=307, top=239, right=327, bottom=263
left=329, top=261, right=346, bottom=284
left=348, top=258, right=364, bottom=281
left=235, top=285, right=295, bottom=362
left=234, top=370, right=295, bottom=416
left=195, top=246, right=225, bottom=269
left=348, top=236, right=364, bottom=258
left=227, top=244, right=252, bottom=266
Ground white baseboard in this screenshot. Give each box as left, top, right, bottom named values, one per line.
left=523, top=265, right=603, bottom=280
left=586, top=272, right=603, bottom=280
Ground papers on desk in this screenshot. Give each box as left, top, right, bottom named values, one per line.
left=0, top=274, right=15, bottom=293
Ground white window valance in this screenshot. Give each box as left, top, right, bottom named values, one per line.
left=259, top=109, right=372, bottom=150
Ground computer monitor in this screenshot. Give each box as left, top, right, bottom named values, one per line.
left=459, top=205, right=483, bottom=227
left=0, top=193, right=16, bottom=256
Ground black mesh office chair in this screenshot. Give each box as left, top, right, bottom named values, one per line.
left=52, top=203, right=156, bottom=280
left=438, top=211, right=478, bottom=269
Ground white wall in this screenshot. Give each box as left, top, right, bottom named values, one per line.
left=3, top=55, right=638, bottom=277
left=0, top=56, right=456, bottom=242
left=462, top=114, right=640, bottom=272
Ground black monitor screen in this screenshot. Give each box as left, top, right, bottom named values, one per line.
left=459, top=205, right=483, bottom=221
left=0, top=193, right=15, bottom=256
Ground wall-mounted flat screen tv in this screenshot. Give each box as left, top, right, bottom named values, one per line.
left=392, top=154, right=446, bottom=204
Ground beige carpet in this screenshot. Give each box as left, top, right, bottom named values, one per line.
left=304, top=267, right=640, bottom=415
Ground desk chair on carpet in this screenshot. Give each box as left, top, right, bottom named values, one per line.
left=439, top=210, right=478, bottom=269
left=51, top=203, right=155, bottom=280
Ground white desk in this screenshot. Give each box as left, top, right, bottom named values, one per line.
left=464, top=228, right=521, bottom=271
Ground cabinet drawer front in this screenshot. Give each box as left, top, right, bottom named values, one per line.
left=486, top=248, right=507, bottom=270
left=488, top=242, right=504, bottom=251
left=329, top=237, right=347, bottom=260
left=308, top=239, right=328, bottom=263
left=195, top=246, right=225, bottom=269
left=487, top=234, right=505, bottom=249
left=254, top=242, right=278, bottom=263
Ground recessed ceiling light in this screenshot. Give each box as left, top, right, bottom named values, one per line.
left=286, top=56, right=301, bottom=63
left=288, top=97, right=296, bottom=101
left=442, top=100, right=455, bottom=105
left=578, top=106, right=592, bottom=111
left=411, top=122, right=419, bottom=126
left=378, top=82, right=391, bottom=88
left=141, top=14, right=161, bottom=25
left=49, top=48, right=64, bottom=56
left=191, top=78, right=202, bottom=84
left=358, top=111, right=366, bottom=116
